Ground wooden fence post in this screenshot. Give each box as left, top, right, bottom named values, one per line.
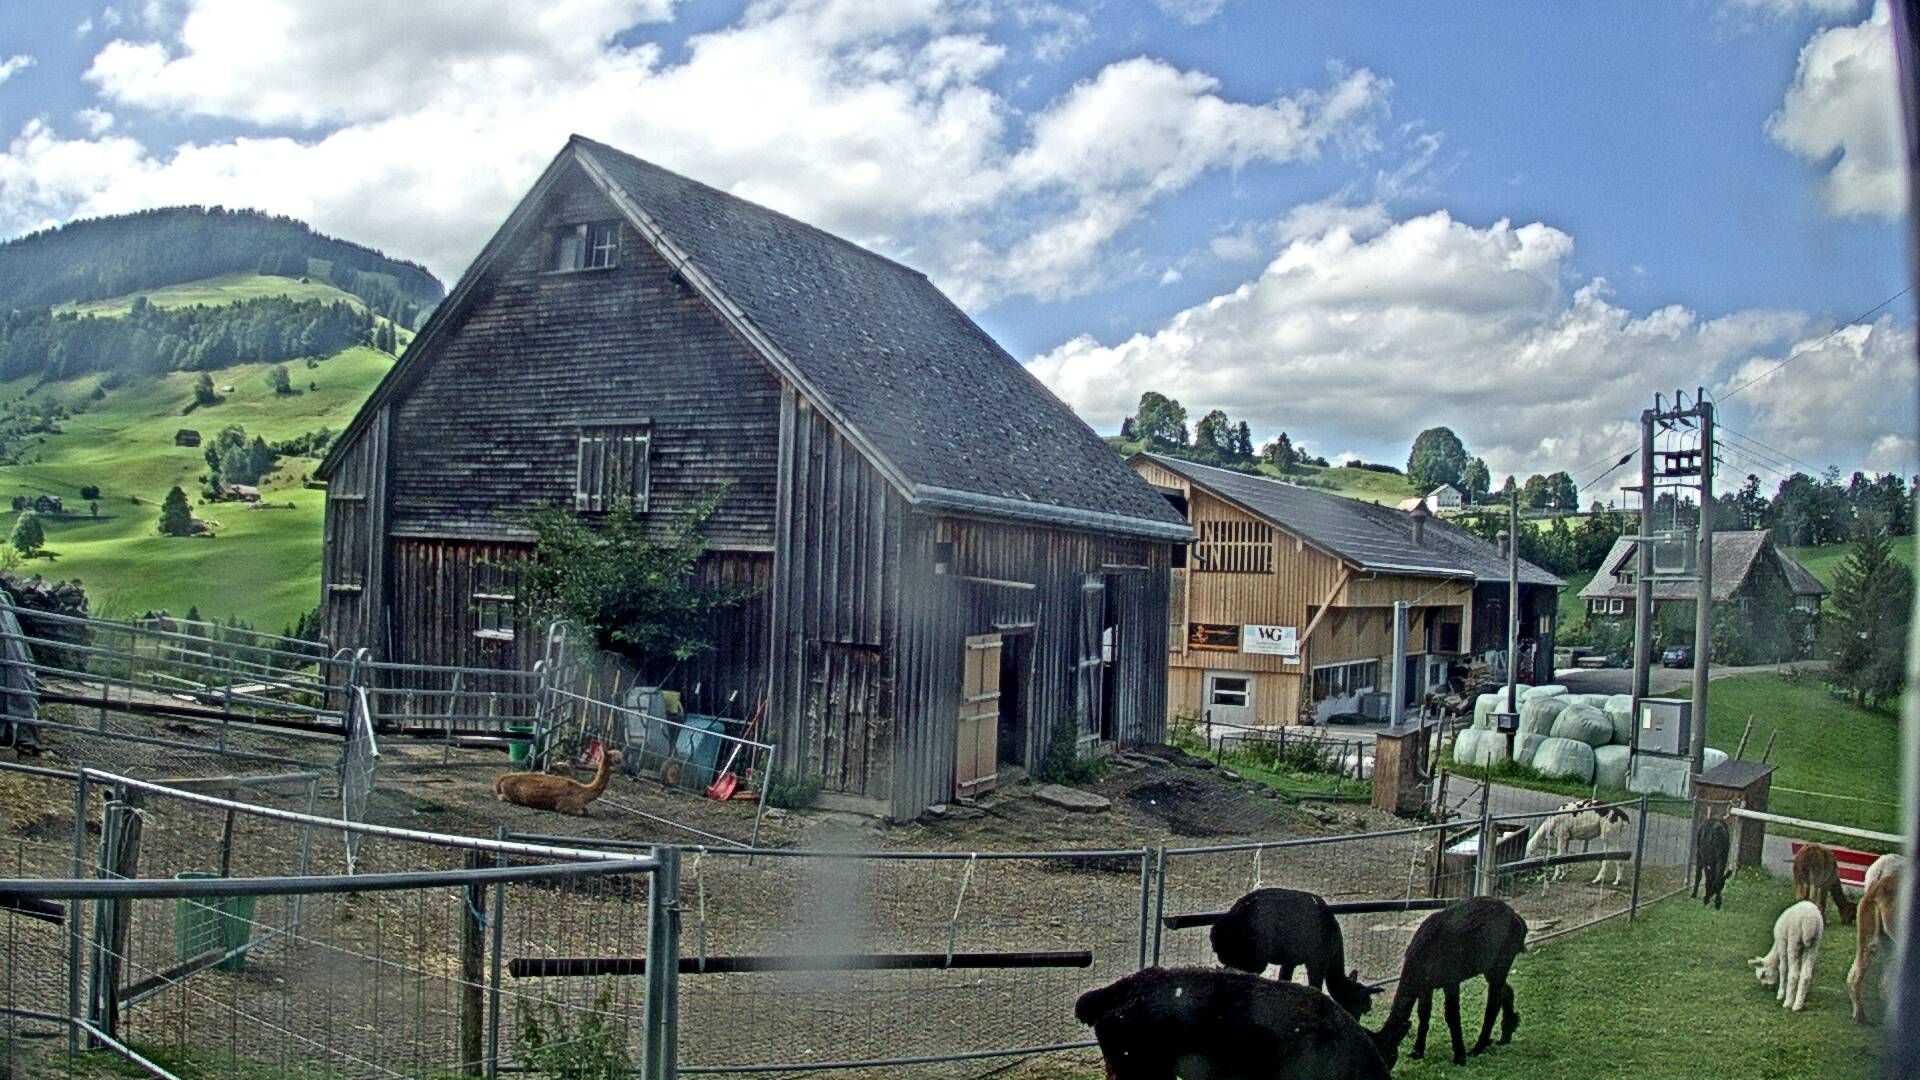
left=460, top=849, right=488, bottom=1076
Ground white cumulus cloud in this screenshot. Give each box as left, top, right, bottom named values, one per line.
left=1767, top=1, right=1906, bottom=218
left=0, top=55, right=35, bottom=86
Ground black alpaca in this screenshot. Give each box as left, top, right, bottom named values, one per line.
left=1372, top=897, right=1528, bottom=1068
left=1210, top=887, right=1382, bottom=1018
left=1692, top=817, right=1731, bottom=910
left=1076, top=967, right=1390, bottom=1080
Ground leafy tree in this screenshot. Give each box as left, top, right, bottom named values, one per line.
left=1407, top=427, right=1469, bottom=493
left=1730, top=474, right=1769, bottom=531
left=1118, top=416, right=1136, bottom=440
left=266, top=364, right=293, bottom=395
left=1545, top=470, right=1578, bottom=511
left=1499, top=475, right=1517, bottom=497
left=1828, top=516, right=1912, bottom=708
left=1261, top=432, right=1299, bottom=472
left=1193, top=409, right=1235, bottom=461
left=1521, top=473, right=1551, bottom=509
left=1233, top=421, right=1254, bottom=461
left=158, top=486, right=195, bottom=537
left=1461, top=458, right=1490, bottom=503
left=519, top=492, right=755, bottom=681
left=193, top=372, right=218, bottom=407
left=1131, top=392, right=1189, bottom=449
left=77, top=484, right=99, bottom=500
left=9, top=511, right=43, bottom=557
left=88, top=501, right=98, bottom=517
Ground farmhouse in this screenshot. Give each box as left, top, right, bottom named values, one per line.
left=1132, top=455, right=1561, bottom=728
left=1396, top=483, right=1465, bottom=514
left=315, top=136, right=1188, bottom=819
left=174, top=429, right=202, bottom=447
left=1578, top=529, right=1826, bottom=659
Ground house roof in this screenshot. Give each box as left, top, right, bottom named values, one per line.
left=1578, top=529, right=1828, bottom=602
left=320, top=137, right=1188, bottom=542
left=1140, top=454, right=1561, bottom=587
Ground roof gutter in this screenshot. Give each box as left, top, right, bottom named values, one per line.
left=913, top=484, right=1194, bottom=542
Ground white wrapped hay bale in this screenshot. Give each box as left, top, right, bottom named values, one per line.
left=1565, top=693, right=1611, bottom=710
left=1593, top=744, right=1632, bottom=790
left=1452, top=727, right=1511, bottom=768
left=1473, top=690, right=1516, bottom=729
left=1531, top=737, right=1596, bottom=783
left=1629, top=755, right=1691, bottom=798
left=1605, top=701, right=1634, bottom=746
left=1521, top=684, right=1567, bottom=702
left=1514, top=732, right=1547, bottom=767
left=1550, top=704, right=1615, bottom=748
left=1518, top=696, right=1569, bottom=738
left=1704, top=747, right=1729, bottom=772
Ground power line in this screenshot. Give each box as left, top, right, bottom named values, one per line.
left=1719, top=284, right=1913, bottom=403
left=1719, top=424, right=1819, bottom=477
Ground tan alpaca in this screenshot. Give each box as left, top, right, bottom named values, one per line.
left=1792, top=844, right=1856, bottom=925
left=495, top=746, right=620, bottom=817
left=1848, top=863, right=1902, bottom=1024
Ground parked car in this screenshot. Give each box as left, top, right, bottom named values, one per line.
left=1661, top=644, right=1692, bottom=668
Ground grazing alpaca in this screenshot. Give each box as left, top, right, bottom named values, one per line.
left=495, top=744, right=620, bottom=817
left=1862, top=852, right=1904, bottom=895
left=1848, top=864, right=1902, bottom=1024
left=1791, top=844, right=1856, bottom=925
left=1209, top=888, right=1382, bottom=1018
left=1691, top=817, right=1731, bottom=909
left=1524, top=799, right=1630, bottom=886
left=1372, top=897, right=1528, bottom=1068
left=1752, top=900, right=1823, bottom=1011
left=1075, top=967, right=1389, bottom=1080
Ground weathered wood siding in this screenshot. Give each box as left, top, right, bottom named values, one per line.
left=384, top=166, right=781, bottom=548
left=320, top=407, right=390, bottom=654
left=386, top=538, right=538, bottom=674
left=766, top=390, right=904, bottom=802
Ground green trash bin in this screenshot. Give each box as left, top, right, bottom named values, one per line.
left=175, top=872, right=256, bottom=972
left=507, top=723, right=536, bottom=765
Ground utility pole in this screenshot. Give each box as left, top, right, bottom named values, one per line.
left=1689, top=400, right=1715, bottom=774
left=1631, top=411, right=1655, bottom=709
left=1504, top=488, right=1519, bottom=756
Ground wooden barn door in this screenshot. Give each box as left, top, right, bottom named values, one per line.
left=805, top=641, right=885, bottom=796
left=1075, top=575, right=1106, bottom=743
left=955, top=634, right=1002, bottom=798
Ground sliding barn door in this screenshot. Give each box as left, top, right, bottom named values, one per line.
left=955, top=634, right=1002, bottom=798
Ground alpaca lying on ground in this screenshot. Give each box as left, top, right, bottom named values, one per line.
left=1752, top=900, right=1823, bottom=1011
left=1075, top=967, right=1389, bottom=1080
left=1372, top=897, right=1528, bottom=1068
left=1848, top=863, right=1902, bottom=1025
left=1791, top=843, right=1856, bottom=925
left=1525, top=799, right=1630, bottom=886
left=1209, top=888, right=1382, bottom=1018
left=1691, top=817, right=1731, bottom=910
left=495, top=743, right=620, bottom=816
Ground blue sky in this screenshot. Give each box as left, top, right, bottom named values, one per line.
left=0, top=0, right=1910, bottom=494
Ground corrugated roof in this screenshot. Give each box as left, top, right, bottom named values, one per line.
left=572, top=138, right=1189, bottom=540
left=1579, top=530, right=1827, bottom=601
left=1141, top=454, right=1561, bottom=586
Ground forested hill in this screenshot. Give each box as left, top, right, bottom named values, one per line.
left=0, top=207, right=444, bottom=322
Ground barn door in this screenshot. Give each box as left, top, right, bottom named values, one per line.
left=1075, top=575, right=1105, bottom=742
left=955, top=634, right=1002, bottom=798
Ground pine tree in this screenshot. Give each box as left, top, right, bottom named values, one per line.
left=8, top=511, right=43, bottom=557
left=1829, top=516, right=1912, bottom=707
left=158, top=486, right=195, bottom=537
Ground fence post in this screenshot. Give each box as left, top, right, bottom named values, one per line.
left=1135, top=848, right=1152, bottom=969
left=460, top=849, right=488, bottom=1076
left=1628, top=793, right=1650, bottom=922
left=1473, top=804, right=1495, bottom=897
left=485, top=827, right=509, bottom=1080
left=1149, top=846, right=1168, bottom=965
left=644, top=845, right=682, bottom=1080
left=66, top=766, right=89, bottom=1055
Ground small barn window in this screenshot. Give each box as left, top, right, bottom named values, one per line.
left=549, top=221, right=619, bottom=272
left=472, top=562, right=519, bottom=642
left=575, top=425, right=650, bottom=512
left=1193, top=518, right=1274, bottom=574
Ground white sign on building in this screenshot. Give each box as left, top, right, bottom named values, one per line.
left=1242, top=624, right=1298, bottom=657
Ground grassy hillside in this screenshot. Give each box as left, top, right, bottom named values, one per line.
left=1556, top=569, right=1594, bottom=629
left=0, top=342, right=391, bottom=631
left=1106, top=437, right=1421, bottom=504
left=1782, top=540, right=1916, bottom=597
left=56, top=271, right=375, bottom=316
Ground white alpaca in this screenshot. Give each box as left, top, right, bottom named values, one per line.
left=1525, top=799, right=1630, bottom=886
left=1862, top=853, right=1904, bottom=895
left=1752, top=900, right=1824, bottom=1011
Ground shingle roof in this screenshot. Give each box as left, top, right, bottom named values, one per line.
left=571, top=138, right=1188, bottom=540
left=1141, top=454, right=1561, bottom=586
left=1578, top=530, right=1827, bottom=601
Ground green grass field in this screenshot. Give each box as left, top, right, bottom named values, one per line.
left=1782, top=540, right=1917, bottom=599
left=1106, top=438, right=1421, bottom=504
left=0, top=344, right=390, bottom=631
left=1557, top=569, right=1595, bottom=630
left=56, top=271, right=372, bottom=316
left=1055, top=873, right=1884, bottom=1080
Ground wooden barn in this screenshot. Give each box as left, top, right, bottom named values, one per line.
left=314, top=136, right=1189, bottom=819
left=1131, top=455, right=1561, bottom=728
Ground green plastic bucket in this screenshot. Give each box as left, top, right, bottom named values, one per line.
left=507, top=723, right=536, bottom=765
left=174, top=872, right=255, bottom=972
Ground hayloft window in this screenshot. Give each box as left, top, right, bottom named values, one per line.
left=549, top=221, right=619, bottom=272
left=575, top=424, right=650, bottom=512
left=1193, top=519, right=1274, bottom=574
left=472, top=562, right=518, bottom=642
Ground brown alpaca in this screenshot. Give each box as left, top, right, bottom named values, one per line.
left=1792, top=844, right=1856, bottom=925
left=1848, top=864, right=1901, bottom=1024
left=495, top=746, right=620, bottom=817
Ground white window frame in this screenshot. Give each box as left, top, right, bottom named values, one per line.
left=1608, top=598, right=1625, bottom=615
left=574, top=424, right=651, bottom=513
left=1310, top=659, right=1378, bottom=704
left=549, top=221, right=619, bottom=272
left=1208, top=675, right=1251, bottom=708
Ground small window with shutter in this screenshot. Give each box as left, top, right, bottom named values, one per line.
left=574, top=424, right=650, bottom=513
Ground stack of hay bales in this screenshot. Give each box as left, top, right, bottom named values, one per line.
left=1452, top=682, right=1710, bottom=790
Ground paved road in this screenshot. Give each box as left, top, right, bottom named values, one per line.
left=1552, top=660, right=1826, bottom=697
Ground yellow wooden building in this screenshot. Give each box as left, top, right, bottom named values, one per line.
left=1132, top=455, right=1562, bottom=729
